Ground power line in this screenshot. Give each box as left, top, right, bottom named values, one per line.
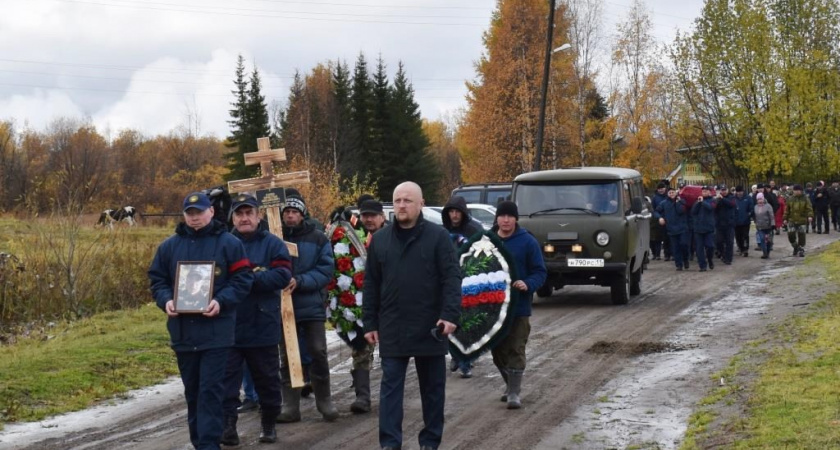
left=55, top=0, right=489, bottom=26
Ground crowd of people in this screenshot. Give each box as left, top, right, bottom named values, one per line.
left=649, top=180, right=839, bottom=269
left=148, top=182, right=546, bottom=450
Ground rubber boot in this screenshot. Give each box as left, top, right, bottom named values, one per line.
left=350, top=369, right=371, bottom=414
left=499, top=368, right=509, bottom=402
left=312, top=378, right=340, bottom=421
left=259, top=410, right=278, bottom=443
left=220, top=415, right=239, bottom=446
left=277, top=383, right=301, bottom=423
left=300, top=364, right=313, bottom=398
left=506, top=369, right=524, bottom=410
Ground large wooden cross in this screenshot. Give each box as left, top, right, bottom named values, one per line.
left=228, top=137, right=310, bottom=388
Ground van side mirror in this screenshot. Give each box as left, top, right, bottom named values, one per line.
left=631, top=197, right=644, bottom=214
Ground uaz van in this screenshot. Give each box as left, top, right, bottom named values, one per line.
left=513, top=167, right=651, bottom=304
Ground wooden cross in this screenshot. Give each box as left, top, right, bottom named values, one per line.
left=228, top=137, right=310, bottom=388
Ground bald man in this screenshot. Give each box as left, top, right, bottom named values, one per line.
left=363, top=182, right=462, bottom=450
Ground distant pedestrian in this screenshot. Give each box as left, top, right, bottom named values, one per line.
left=754, top=193, right=774, bottom=259
left=651, top=182, right=670, bottom=261
left=691, top=186, right=717, bottom=272
left=805, top=182, right=816, bottom=233
left=813, top=181, right=830, bottom=234
left=654, top=187, right=689, bottom=270
left=783, top=185, right=814, bottom=258
left=774, top=191, right=786, bottom=236
left=734, top=186, right=754, bottom=257
left=829, top=181, right=840, bottom=232
left=714, top=185, right=737, bottom=265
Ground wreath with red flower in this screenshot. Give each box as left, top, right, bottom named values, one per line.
left=325, top=221, right=369, bottom=349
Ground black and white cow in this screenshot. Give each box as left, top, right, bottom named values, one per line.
left=97, top=206, right=137, bottom=229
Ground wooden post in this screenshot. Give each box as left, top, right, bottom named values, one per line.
left=228, top=138, right=310, bottom=388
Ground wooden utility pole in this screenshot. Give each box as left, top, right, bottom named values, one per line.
left=228, top=137, right=310, bottom=388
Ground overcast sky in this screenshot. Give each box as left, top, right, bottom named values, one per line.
left=0, top=0, right=705, bottom=139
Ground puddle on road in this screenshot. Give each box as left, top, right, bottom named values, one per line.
left=535, top=263, right=794, bottom=450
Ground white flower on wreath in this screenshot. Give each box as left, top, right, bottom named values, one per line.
left=343, top=308, right=356, bottom=322
left=356, top=319, right=364, bottom=327
left=333, top=242, right=350, bottom=256
left=329, top=296, right=337, bottom=311
left=353, top=257, right=365, bottom=271
left=337, top=274, right=353, bottom=291
left=355, top=292, right=363, bottom=306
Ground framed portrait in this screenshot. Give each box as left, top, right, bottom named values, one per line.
left=174, top=261, right=215, bottom=313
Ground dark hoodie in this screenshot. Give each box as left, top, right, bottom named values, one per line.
left=442, top=196, right=482, bottom=247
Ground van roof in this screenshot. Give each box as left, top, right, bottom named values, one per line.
left=514, top=167, right=641, bottom=182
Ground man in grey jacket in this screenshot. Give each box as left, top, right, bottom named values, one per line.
left=363, top=181, right=462, bottom=450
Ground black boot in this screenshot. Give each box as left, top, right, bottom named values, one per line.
left=259, top=410, right=278, bottom=443
left=506, top=369, right=524, bottom=409
left=312, top=378, right=339, bottom=421
left=221, top=415, right=239, bottom=446
left=277, top=383, right=301, bottom=423
left=499, top=368, right=509, bottom=402
left=350, top=369, right=371, bottom=414
left=300, top=364, right=313, bottom=398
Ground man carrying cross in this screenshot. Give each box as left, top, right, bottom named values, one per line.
left=277, top=194, right=340, bottom=422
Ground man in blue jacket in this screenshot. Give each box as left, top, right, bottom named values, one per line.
left=491, top=201, right=547, bottom=409
left=691, top=186, right=718, bottom=272
left=714, top=185, right=738, bottom=265
left=220, top=194, right=292, bottom=445
left=363, top=182, right=462, bottom=450
left=277, top=194, right=339, bottom=423
left=734, top=186, right=754, bottom=257
left=655, top=187, right=689, bottom=271
left=149, top=192, right=254, bottom=450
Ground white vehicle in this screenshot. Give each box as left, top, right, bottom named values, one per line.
left=466, top=203, right=497, bottom=230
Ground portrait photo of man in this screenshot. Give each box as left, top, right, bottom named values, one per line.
left=176, top=263, right=214, bottom=312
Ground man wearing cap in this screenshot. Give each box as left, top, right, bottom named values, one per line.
left=654, top=187, right=689, bottom=270
left=363, top=182, right=462, bottom=450
left=220, top=194, right=293, bottom=445
left=714, top=185, right=737, bottom=265
left=813, top=181, right=831, bottom=234
left=491, top=200, right=547, bottom=409
left=651, top=182, right=671, bottom=261
left=343, top=198, right=388, bottom=414
left=148, top=192, right=254, bottom=450
left=783, top=185, right=813, bottom=257
left=691, top=186, right=718, bottom=272
left=734, top=186, right=754, bottom=257
left=277, top=194, right=339, bottom=423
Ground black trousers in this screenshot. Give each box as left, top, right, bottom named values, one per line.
left=832, top=204, right=840, bottom=227
left=176, top=347, right=229, bottom=450
left=280, top=320, right=330, bottom=385
left=379, top=355, right=446, bottom=449
left=816, top=207, right=830, bottom=232
left=735, top=224, right=751, bottom=252
left=223, top=345, right=282, bottom=417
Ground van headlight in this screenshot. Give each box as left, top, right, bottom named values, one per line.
left=596, top=231, right=610, bottom=246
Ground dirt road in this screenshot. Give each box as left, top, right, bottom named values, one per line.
left=4, top=233, right=835, bottom=450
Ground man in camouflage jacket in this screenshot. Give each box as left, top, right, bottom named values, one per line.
left=783, top=185, right=814, bottom=257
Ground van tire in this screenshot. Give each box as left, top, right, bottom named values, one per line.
left=610, top=266, right=631, bottom=305
left=630, top=265, right=642, bottom=296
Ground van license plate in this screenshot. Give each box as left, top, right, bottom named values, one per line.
left=567, top=258, right=604, bottom=267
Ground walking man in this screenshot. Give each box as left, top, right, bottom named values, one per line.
left=363, top=181, right=462, bottom=450
left=734, top=186, right=754, bottom=257
left=828, top=181, right=840, bottom=232
left=148, top=192, right=254, bottom=450
left=813, top=181, right=830, bottom=234
left=491, top=201, right=547, bottom=409
left=754, top=193, right=774, bottom=259
left=655, top=187, right=689, bottom=270
left=714, top=185, right=737, bottom=265
left=278, top=194, right=339, bottom=422
left=783, top=185, right=814, bottom=257
left=221, top=193, right=293, bottom=445
left=691, top=186, right=718, bottom=272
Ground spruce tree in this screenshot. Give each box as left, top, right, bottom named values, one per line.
left=383, top=62, right=439, bottom=202
left=370, top=55, right=391, bottom=193
left=224, top=55, right=249, bottom=180
left=350, top=53, right=375, bottom=184
left=332, top=60, right=354, bottom=178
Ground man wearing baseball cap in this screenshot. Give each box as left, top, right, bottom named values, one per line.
left=691, top=186, right=718, bottom=271
left=220, top=193, right=293, bottom=444
left=148, top=191, right=254, bottom=449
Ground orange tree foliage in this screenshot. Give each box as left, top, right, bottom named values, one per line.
left=459, top=0, right=574, bottom=182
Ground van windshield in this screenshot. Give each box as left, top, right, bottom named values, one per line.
left=517, top=182, right=619, bottom=216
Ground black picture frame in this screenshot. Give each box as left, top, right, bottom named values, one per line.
left=174, top=261, right=215, bottom=313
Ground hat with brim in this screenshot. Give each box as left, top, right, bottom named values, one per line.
left=231, top=193, right=260, bottom=214
left=183, top=192, right=212, bottom=212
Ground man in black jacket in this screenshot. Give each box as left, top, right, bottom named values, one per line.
left=363, top=181, right=462, bottom=450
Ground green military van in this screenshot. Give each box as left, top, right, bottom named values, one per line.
left=513, top=167, right=651, bottom=305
